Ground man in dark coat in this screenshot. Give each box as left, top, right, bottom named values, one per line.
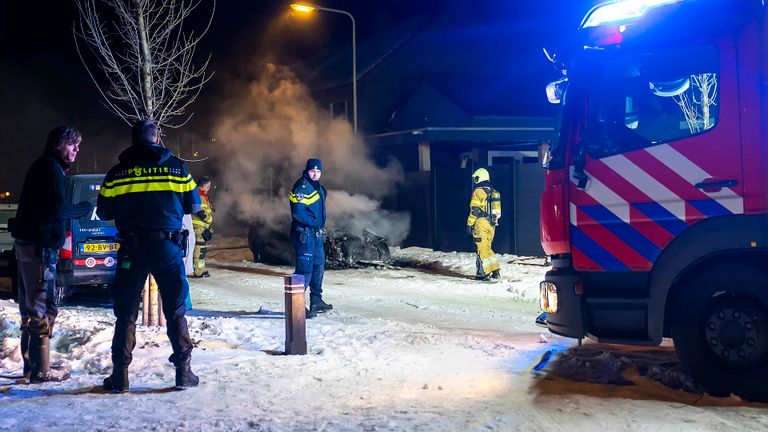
left=11, top=125, right=93, bottom=382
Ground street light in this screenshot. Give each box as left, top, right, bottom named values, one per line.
left=291, top=3, right=357, bottom=136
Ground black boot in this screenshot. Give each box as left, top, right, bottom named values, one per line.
left=175, top=358, right=199, bottom=390
left=102, top=368, right=129, bottom=393
left=305, top=308, right=317, bottom=319
left=475, top=255, right=484, bottom=279
left=29, top=335, right=70, bottom=383
left=491, top=270, right=501, bottom=279
left=20, top=325, right=31, bottom=379
left=310, top=299, right=333, bottom=313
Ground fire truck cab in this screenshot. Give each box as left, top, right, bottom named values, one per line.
left=539, top=0, right=768, bottom=401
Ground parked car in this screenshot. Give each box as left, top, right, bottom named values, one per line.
left=0, top=204, right=18, bottom=299
left=55, top=174, right=119, bottom=304
left=248, top=224, right=390, bottom=268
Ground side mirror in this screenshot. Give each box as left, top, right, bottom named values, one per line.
left=538, top=142, right=552, bottom=169
left=546, top=77, right=567, bottom=104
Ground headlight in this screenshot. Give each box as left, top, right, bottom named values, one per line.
left=539, top=281, right=558, bottom=314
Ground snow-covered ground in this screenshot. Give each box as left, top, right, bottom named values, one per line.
left=0, top=246, right=766, bottom=431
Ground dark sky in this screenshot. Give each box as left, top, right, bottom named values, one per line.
left=0, top=0, right=592, bottom=196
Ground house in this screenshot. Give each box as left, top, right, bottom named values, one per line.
left=299, top=6, right=561, bottom=256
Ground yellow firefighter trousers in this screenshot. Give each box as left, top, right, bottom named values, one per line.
left=193, top=225, right=207, bottom=276
left=472, top=218, right=500, bottom=276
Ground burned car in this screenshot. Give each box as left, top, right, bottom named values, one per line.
left=247, top=224, right=390, bottom=268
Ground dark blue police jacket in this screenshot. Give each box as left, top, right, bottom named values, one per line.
left=97, top=143, right=200, bottom=232
left=289, top=173, right=326, bottom=230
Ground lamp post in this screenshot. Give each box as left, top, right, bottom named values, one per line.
left=291, top=3, right=357, bottom=136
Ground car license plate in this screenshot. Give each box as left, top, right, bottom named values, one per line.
left=80, top=243, right=120, bottom=253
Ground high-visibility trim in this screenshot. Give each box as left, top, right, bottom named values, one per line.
left=289, top=190, right=320, bottom=205
left=103, top=173, right=193, bottom=187
left=481, top=254, right=501, bottom=273
left=99, top=176, right=197, bottom=197
left=192, top=220, right=208, bottom=227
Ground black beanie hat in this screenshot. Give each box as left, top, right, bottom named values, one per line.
left=305, top=158, right=322, bottom=171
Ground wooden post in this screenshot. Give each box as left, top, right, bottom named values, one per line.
left=149, top=274, right=159, bottom=325
left=158, top=292, right=166, bottom=327
left=284, top=274, right=307, bottom=355
left=142, top=277, right=150, bottom=325
left=141, top=274, right=165, bottom=327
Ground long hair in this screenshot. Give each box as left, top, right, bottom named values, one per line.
left=45, top=126, right=81, bottom=150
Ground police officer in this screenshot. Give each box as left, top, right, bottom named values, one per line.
left=97, top=119, right=201, bottom=392
left=191, top=176, right=213, bottom=278
left=11, top=126, right=94, bottom=382
left=466, top=168, right=502, bottom=281
left=289, top=158, right=333, bottom=318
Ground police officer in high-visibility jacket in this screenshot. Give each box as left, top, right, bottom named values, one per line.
left=191, top=176, right=213, bottom=278
left=289, top=158, right=333, bottom=319
left=466, top=168, right=502, bottom=281
left=97, top=119, right=201, bottom=393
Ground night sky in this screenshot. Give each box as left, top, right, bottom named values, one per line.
left=0, top=0, right=592, bottom=196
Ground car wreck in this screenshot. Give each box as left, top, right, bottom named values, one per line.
left=248, top=224, right=390, bottom=268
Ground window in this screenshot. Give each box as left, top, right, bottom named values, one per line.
left=584, top=45, right=719, bottom=158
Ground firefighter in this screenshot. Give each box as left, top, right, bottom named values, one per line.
left=289, top=158, right=333, bottom=318
left=191, top=176, right=213, bottom=278
left=97, top=119, right=201, bottom=392
left=466, top=168, right=502, bottom=281
left=10, top=126, right=94, bottom=382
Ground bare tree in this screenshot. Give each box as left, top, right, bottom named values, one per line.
left=675, top=73, right=718, bottom=134
left=74, top=0, right=215, bottom=130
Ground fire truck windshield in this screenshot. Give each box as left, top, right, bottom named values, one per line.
left=572, top=44, right=720, bottom=159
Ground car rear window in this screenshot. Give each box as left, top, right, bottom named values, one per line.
left=76, top=182, right=111, bottom=227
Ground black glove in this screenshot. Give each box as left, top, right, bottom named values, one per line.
left=466, top=225, right=473, bottom=236
left=202, top=229, right=213, bottom=242
left=195, top=210, right=207, bottom=220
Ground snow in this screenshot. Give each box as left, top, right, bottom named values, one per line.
left=1, top=245, right=766, bottom=431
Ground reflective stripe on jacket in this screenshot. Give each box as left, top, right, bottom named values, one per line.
left=467, top=184, right=501, bottom=227
left=192, top=191, right=213, bottom=229
left=97, top=143, right=200, bottom=232
left=289, top=175, right=326, bottom=229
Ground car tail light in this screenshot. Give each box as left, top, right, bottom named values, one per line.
left=60, top=231, right=73, bottom=260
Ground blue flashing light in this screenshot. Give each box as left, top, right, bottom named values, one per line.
left=582, top=0, right=684, bottom=28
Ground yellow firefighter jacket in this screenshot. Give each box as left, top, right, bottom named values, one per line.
left=467, top=185, right=501, bottom=227
left=192, top=190, right=213, bottom=230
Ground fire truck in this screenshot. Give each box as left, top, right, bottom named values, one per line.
left=539, top=0, right=768, bottom=401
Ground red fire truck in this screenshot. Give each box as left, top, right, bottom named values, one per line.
left=539, top=0, right=768, bottom=401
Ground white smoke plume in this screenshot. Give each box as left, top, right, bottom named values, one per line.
left=211, top=63, right=410, bottom=245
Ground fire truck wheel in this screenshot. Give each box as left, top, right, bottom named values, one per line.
left=671, top=264, right=768, bottom=402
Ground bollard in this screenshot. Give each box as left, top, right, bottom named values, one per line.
left=284, top=274, right=307, bottom=355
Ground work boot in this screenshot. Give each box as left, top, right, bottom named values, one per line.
left=310, top=299, right=333, bottom=313
left=21, top=325, right=31, bottom=379
left=102, top=368, right=129, bottom=393
left=490, top=270, right=501, bottom=279
left=305, top=308, right=317, bottom=319
left=29, top=335, right=70, bottom=383
left=475, top=274, right=491, bottom=282
left=175, top=358, right=199, bottom=390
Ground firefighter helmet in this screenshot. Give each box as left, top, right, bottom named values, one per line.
left=472, top=168, right=489, bottom=184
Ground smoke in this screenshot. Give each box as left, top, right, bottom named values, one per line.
left=211, top=63, right=410, bottom=245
